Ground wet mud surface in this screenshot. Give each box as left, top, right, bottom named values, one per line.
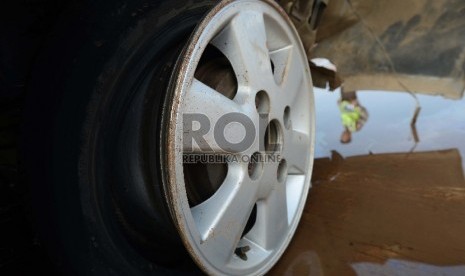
left=270, top=89, right=465, bottom=275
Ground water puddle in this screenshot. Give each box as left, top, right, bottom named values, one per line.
left=271, top=88, right=465, bottom=275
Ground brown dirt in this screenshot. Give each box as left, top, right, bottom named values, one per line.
left=270, top=149, right=465, bottom=275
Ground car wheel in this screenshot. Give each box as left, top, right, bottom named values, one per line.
left=22, top=0, right=314, bottom=275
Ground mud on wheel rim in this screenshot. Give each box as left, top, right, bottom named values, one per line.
left=163, top=0, right=315, bottom=274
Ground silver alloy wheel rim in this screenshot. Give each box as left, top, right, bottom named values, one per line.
left=165, top=0, right=315, bottom=274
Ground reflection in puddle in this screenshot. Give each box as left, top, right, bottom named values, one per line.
left=271, top=88, right=465, bottom=275
left=315, top=88, right=465, bottom=173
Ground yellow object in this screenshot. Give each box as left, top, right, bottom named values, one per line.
left=339, top=100, right=363, bottom=132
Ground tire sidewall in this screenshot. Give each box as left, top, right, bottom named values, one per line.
left=22, top=0, right=215, bottom=274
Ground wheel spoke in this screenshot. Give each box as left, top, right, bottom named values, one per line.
left=191, top=164, right=258, bottom=265
left=285, top=174, right=307, bottom=224
left=246, top=175, right=288, bottom=250
left=285, top=130, right=310, bottom=174
left=211, top=11, right=272, bottom=87
left=182, top=79, right=244, bottom=153
left=269, top=46, right=292, bottom=85
left=281, top=47, right=304, bottom=103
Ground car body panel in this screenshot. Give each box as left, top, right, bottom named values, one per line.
left=281, top=0, right=465, bottom=99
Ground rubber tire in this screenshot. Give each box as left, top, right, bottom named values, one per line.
left=21, top=0, right=215, bottom=275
